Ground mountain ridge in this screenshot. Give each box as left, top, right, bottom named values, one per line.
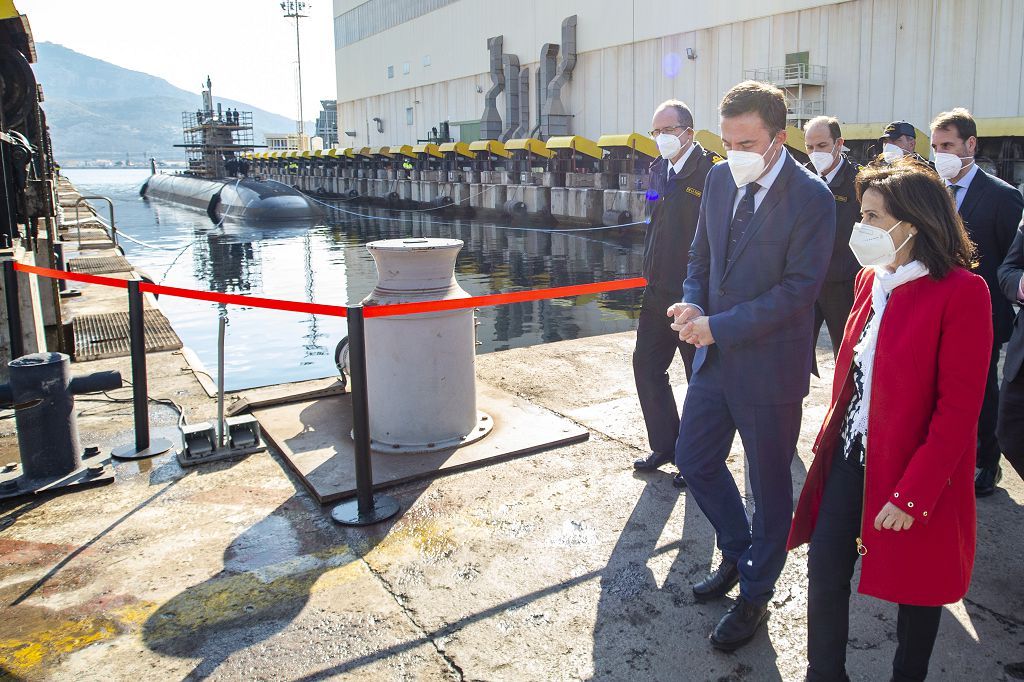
left=31, top=42, right=313, bottom=161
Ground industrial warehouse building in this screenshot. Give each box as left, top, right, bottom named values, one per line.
left=333, top=0, right=1024, bottom=184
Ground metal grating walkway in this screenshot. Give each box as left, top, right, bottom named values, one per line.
left=68, top=255, right=132, bottom=275
left=73, top=310, right=182, bottom=361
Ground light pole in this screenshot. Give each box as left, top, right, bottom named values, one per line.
left=281, top=1, right=308, bottom=149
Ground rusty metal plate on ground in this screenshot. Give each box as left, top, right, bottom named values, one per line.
left=253, top=381, right=589, bottom=504
left=73, top=309, right=182, bottom=361
left=68, top=255, right=132, bottom=275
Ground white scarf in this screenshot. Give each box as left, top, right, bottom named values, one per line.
left=850, top=260, right=930, bottom=438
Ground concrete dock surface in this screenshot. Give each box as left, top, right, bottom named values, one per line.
left=0, top=330, right=1021, bottom=681
left=0, top=180, right=1021, bottom=681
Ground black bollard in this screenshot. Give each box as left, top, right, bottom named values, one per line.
left=4, top=260, right=24, bottom=360
left=0, top=352, right=122, bottom=499
left=331, top=305, right=400, bottom=526
left=111, top=280, right=173, bottom=460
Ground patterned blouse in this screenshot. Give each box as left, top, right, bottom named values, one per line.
left=838, top=311, right=873, bottom=468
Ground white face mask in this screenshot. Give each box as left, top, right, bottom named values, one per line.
left=727, top=141, right=777, bottom=187
left=655, top=129, right=688, bottom=160
left=882, top=143, right=905, bottom=163
left=809, top=142, right=838, bottom=175
left=848, top=220, right=914, bottom=268
left=933, top=151, right=974, bottom=180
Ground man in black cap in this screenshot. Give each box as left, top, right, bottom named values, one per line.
left=872, top=120, right=930, bottom=166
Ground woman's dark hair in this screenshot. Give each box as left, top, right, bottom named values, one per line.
left=855, top=159, right=976, bottom=279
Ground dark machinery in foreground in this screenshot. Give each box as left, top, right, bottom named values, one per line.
left=0, top=353, right=122, bottom=500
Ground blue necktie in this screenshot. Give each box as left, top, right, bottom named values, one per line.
left=727, top=182, right=760, bottom=262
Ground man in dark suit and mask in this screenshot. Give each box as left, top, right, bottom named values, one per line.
left=803, top=116, right=861, bottom=359
left=631, top=100, right=720, bottom=480
left=931, top=107, right=1024, bottom=496
left=997, top=219, right=1024, bottom=483
left=668, top=81, right=835, bottom=650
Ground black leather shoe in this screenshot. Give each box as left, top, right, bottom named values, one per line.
left=710, top=597, right=769, bottom=651
left=633, top=451, right=672, bottom=471
left=692, top=560, right=740, bottom=602
left=672, top=472, right=687, bottom=489
left=975, top=466, right=1002, bottom=497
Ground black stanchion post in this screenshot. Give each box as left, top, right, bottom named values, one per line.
left=53, top=243, right=81, bottom=299
left=112, top=279, right=173, bottom=460
left=331, top=304, right=400, bottom=526
left=4, top=261, right=24, bottom=361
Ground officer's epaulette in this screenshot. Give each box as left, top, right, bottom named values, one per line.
left=704, top=149, right=725, bottom=164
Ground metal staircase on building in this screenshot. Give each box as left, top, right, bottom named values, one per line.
left=745, top=62, right=827, bottom=127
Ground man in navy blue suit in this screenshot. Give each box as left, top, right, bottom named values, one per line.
left=668, top=81, right=836, bottom=650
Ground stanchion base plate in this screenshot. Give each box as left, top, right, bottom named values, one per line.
left=111, top=437, right=175, bottom=460
left=331, top=494, right=400, bottom=526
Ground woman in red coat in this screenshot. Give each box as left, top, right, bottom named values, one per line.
left=788, top=160, right=992, bottom=682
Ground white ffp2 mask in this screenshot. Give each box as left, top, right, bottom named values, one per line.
left=727, top=143, right=777, bottom=187
left=882, top=143, right=905, bottom=164
left=809, top=143, right=838, bottom=175
left=655, top=132, right=684, bottom=160
left=848, top=220, right=914, bottom=268
left=934, top=152, right=974, bottom=180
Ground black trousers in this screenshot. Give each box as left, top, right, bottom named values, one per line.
left=807, top=454, right=942, bottom=682
left=977, top=342, right=1003, bottom=470
left=997, top=369, right=1024, bottom=481
left=814, top=278, right=856, bottom=358
left=633, top=287, right=695, bottom=456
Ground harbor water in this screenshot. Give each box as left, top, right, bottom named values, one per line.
left=63, top=169, right=646, bottom=391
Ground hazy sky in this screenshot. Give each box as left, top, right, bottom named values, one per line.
left=19, top=0, right=338, bottom=121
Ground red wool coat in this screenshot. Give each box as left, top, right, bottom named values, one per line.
left=788, top=266, right=992, bottom=606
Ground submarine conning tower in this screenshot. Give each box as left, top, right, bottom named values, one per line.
left=172, top=76, right=258, bottom=180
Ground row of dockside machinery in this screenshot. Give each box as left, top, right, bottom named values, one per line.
left=240, top=122, right=942, bottom=195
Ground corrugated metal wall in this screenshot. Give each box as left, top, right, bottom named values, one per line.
left=334, top=0, right=1024, bottom=148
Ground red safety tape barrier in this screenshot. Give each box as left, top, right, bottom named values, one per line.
left=360, top=278, right=648, bottom=318
left=14, top=262, right=646, bottom=318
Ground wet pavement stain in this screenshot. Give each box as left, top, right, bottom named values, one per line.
left=142, top=544, right=361, bottom=652
left=0, top=538, right=361, bottom=678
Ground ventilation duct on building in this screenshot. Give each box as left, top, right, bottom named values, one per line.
left=515, top=66, right=531, bottom=139
left=479, top=35, right=504, bottom=140
left=531, top=43, right=559, bottom=139
left=500, top=54, right=520, bottom=142
left=541, top=15, right=577, bottom=138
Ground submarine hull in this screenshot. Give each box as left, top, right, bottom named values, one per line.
left=141, top=174, right=323, bottom=222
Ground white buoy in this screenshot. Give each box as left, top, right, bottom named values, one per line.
left=362, top=238, right=492, bottom=453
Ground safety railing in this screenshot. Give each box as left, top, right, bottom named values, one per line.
left=11, top=261, right=646, bottom=525
left=73, top=196, right=119, bottom=248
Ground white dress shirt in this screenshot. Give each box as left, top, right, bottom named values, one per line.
left=945, top=162, right=979, bottom=211
left=668, top=143, right=697, bottom=179
left=823, top=156, right=845, bottom=185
